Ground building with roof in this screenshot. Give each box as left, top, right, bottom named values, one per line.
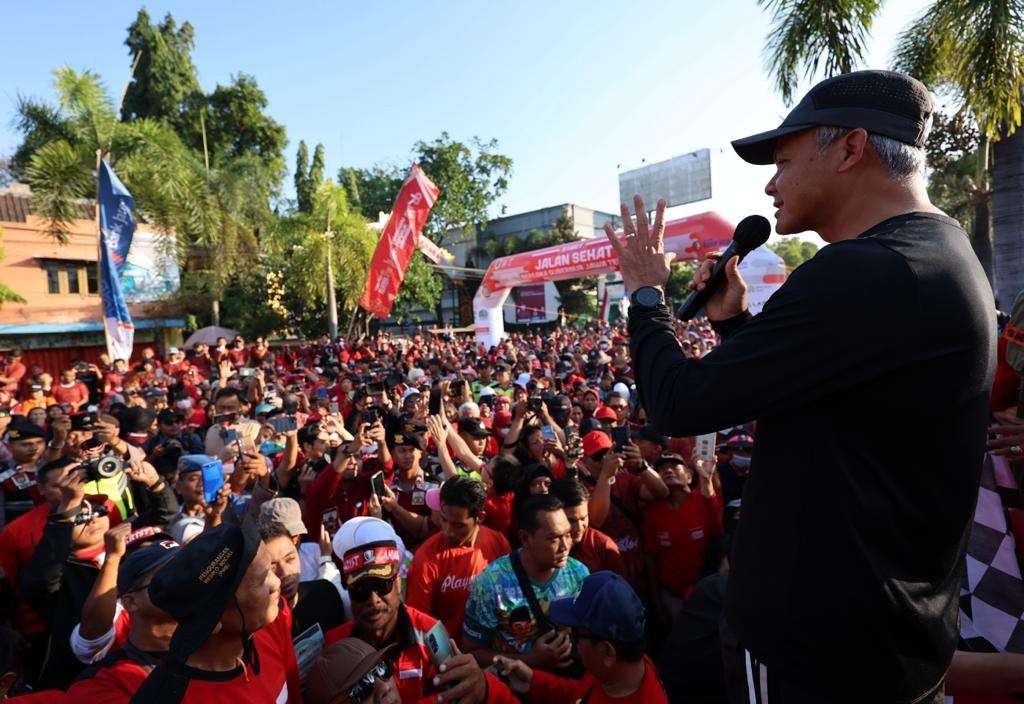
left=0, top=184, right=183, bottom=368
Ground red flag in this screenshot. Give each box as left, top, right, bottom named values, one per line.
left=360, top=165, right=440, bottom=318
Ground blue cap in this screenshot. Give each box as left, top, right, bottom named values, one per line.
left=177, top=454, right=221, bottom=475
left=548, top=571, right=645, bottom=643
left=117, top=540, right=180, bottom=595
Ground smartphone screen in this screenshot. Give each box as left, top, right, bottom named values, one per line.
left=425, top=621, right=455, bottom=669
left=201, top=460, right=224, bottom=504
left=695, top=433, right=717, bottom=463
left=541, top=425, right=556, bottom=442
left=328, top=401, right=339, bottom=415
left=321, top=508, right=340, bottom=537
left=370, top=471, right=386, bottom=498
left=610, top=426, right=630, bottom=450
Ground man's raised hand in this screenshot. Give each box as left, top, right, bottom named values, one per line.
left=604, top=196, right=674, bottom=294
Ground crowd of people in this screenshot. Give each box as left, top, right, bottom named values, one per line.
left=0, top=324, right=745, bottom=703
left=0, top=314, right=1016, bottom=703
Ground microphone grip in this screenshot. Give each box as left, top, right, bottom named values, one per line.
left=675, top=241, right=741, bottom=321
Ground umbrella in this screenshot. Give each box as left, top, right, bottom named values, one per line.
left=183, top=326, right=238, bottom=349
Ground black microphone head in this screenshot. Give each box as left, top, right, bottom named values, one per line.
left=733, top=215, right=771, bottom=254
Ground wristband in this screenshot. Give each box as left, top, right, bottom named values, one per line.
left=148, top=479, right=166, bottom=493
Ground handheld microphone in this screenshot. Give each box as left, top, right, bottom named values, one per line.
left=675, top=215, right=771, bottom=321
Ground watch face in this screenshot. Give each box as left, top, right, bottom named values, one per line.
left=634, top=288, right=661, bottom=307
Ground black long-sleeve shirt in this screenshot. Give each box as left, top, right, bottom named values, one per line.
left=629, top=212, right=995, bottom=702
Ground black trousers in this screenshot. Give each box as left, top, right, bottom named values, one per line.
left=719, top=617, right=945, bottom=704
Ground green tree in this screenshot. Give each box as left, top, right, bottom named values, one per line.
left=339, top=165, right=403, bottom=221
left=0, top=227, right=26, bottom=306
left=769, top=238, right=820, bottom=269
left=197, top=74, right=286, bottom=172
left=664, top=262, right=699, bottom=308
left=263, top=179, right=378, bottom=336
left=121, top=9, right=201, bottom=129
left=759, top=0, right=1024, bottom=305
left=294, top=141, right=310, bottom=212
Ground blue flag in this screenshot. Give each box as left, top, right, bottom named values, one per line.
left=98, top=160, right=136, bottom=361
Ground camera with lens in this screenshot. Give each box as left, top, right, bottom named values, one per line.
left=84, top=452, right=125, bottom=482
left=528, top=395, right=544, bottom=413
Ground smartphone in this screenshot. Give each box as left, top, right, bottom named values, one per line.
left=425, top=621, right=455, bottom=669
left=220, top=428, right=239, bottom=444
left=610, top=426, right=631, bottom=451
left=541, top=425, right=557, bottom=442
left=321, top=508, right=340, bottom=537
left=362, top=407, right=379, bottom=425
left=695, top=433, right=717, bottom=464
left=328, top=401, right=339, bottom=415
left=366, top=381, right=385, bottom=396
left=214, top=412, right=237, bottom=425
left=268, top=415, right=297, bottom=434
left=528, top=395, right=543, bottom=413
left=200, top=458, right=225, bottom=504
left=370, top=471, right=386, bottom=498
left=428, top=386, right=444, bottom=416
left=316, top=387, right=329, bottom=399
left=239, top=367, right=257, bottom=378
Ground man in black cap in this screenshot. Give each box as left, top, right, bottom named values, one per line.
left=144, top=409, right=203, bottom=467
left=609, top=70, right=995, bottom=702
left=0, top=419, right=51, bottom=522
left=69, top=522, right=299, bottom=703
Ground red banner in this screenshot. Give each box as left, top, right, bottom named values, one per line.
left=360, top=165, right=440, bottom=318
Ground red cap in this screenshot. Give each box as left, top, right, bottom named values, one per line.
left=582, top=430, right=612, bottom=457
left=492, top=410, right=513, bottom=429
left=593, top=406, right=617, bottom=421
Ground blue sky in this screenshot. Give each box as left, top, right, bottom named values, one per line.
left=1, top=0, right=929, bottom=243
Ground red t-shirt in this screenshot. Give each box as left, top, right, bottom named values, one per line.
left=585, top=472, right=646, bottom=587
left=64, top=600, right=300, bottom=704
left=406, top=526, right=510, bottom=635
left=51, top=382, right=90, bottom=409
left=391, top=473, right=438, bottom=552
left=303, top=468, right=372, bottom=537
left=642, top=491, right=723, bottom=599
left=324, top=605, right=440, bottom=704
left=227, top=347, right=250, bottom=367
left=483, top=492, right=514, bottom=535
left=570, top=527, right=626, bottom=577
left=2, top=361, right=26, bottom=392
left=528, top=655, right=667, bottom=703
left=0, top=502, right=49, bottom=635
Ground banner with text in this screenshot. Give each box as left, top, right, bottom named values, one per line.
left=360, top=165, right=440, bottom=318
left=98, top=160, right=136, bottom=362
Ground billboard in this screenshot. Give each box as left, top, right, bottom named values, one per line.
left=618, top=149, right=712, bottom=210
left=121, top=229, right=180, bottom=303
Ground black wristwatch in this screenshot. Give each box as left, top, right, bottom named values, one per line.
left=629, top=286, right=664, bottom=309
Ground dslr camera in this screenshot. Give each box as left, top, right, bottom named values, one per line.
left=84, top=452, right=125, bottom=482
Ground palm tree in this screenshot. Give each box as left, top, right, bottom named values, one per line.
left=14, top=66, right=271, bottom=299
left=759, top=0, right=1024, bottom=307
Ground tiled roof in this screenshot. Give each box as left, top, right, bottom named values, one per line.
left=0, top=192, right=94, bottom=223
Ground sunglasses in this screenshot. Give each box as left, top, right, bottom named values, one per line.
left=348, top=576, right=396, bottom=603
left=347, top=659, right=392, bottom=703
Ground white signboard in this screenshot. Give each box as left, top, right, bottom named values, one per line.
left=618, top=149, right=712, bottom=209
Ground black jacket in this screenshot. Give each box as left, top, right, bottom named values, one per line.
left=628, top=213, right=995, bottom=702
left=20, top=520, right=100, bottom=690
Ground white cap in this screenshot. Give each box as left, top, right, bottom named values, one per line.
left=333, top=517, right=406, bottom=560
left=516, top=372, right=532, bottom=388
left=168, top=347, right=180, bottom=355
left=401, top=387, right=422, bottom=401
left=477, top=386, right=495, bottom=398
left=408, top=368, right=426, bottom=384
left=613, top=382, right=631, bottom=401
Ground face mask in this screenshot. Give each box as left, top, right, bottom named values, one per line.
left=732, top=455, right=751, bottom=469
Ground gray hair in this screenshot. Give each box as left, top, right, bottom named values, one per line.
left=814, top=125, right=927, bottom=182
left=458, top=401, right=480, bottom=420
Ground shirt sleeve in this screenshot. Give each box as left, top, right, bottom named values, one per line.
left=404, top=550, right=436, bottom=616
left=627, top=244, right=919, bottom=436
left=69, top=615, right=118, bottom=664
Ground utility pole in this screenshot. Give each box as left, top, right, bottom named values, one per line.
left=325, top=212, right=338, bottom=339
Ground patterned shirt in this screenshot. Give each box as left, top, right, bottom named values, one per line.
left=461, top=550, right=589, bottom=654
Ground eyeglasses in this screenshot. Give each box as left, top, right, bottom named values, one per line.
left=590, top=449, right=609, bottom=461
left=347, top=659, right=392, bottom=703
left=348, top=576, right=396, bottom=603
left=608, top=405, right=628, bottom=411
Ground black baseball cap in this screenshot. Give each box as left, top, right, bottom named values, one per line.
left=157, top=408, right=185, bottom=425
left=731, top=70, right=934, bottom=165
left=117, top=540, right=180, bottom=595
left=458, top=417, right=492, bottom=439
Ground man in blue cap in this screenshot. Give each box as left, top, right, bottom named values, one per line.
left=493, top=571, right=668, bottom=703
